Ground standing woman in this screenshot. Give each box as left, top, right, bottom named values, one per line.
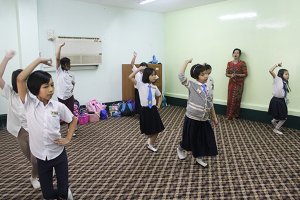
left=225, top=48, right=248, bottom=120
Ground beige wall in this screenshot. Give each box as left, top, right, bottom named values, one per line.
left=164, top=0, right=300, bottom=116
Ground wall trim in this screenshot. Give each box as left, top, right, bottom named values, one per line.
left=166, top=96, right=300, bottom=130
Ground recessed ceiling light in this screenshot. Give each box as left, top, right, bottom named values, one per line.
left=139, top=0, right=157, bottom=5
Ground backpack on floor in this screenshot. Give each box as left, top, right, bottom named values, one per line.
left=73, top=99, right=80, bottom=116
left=119, top=100, right=135, bottom=116
left=86, top=99, right=103, bottom=114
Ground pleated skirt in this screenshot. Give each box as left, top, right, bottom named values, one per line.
left=268, top=97, right=287, bottom=120
left=140, top=106, right=164, bottom=135
left=180, top=116, right=218, bottom=158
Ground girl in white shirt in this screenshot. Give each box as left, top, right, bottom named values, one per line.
left=17, top=57, right=77, bottom=200
left=0, top=51, right=40, bottom=189
left=56, top=43, right=76, bottom=134
left=268, top=62, right=290, bottom=135
left=129, top=67, right=164, bottom=152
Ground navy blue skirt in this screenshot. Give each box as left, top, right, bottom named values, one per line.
left=268, top=97, right=287, bottom=120
left=140, top=106, right=164, bottom=135
left=180, top=116, right=218, bottom=158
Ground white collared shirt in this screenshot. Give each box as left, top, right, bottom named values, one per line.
left=23, top=93, right=73, bottom=160
left=136, top=81, right=161, bottom=107
left=1, top=83, right=28, bottom=137
left=272, top=76, right=285, bottom=98
left=56, top=66, right=75, bottom=100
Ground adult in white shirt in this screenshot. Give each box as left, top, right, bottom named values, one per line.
left=0, top=51, right=40, bottom=189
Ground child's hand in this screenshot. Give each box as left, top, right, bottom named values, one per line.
left=54, top=137, right=70, bottom=145
left=60, top=42, right=65, bottom=47
left=139, top=66, right=147, bottom=71
left=40, top=58, right=52, bottom=66
left=5, top=50, right=15, bottom=60
left=277, top=62, right=282, bottom=67
left=212, top=117, right=219, bottom=127
left=185, top=58, right=193, bottom=64
left=133, top=51, right=137, bottom=57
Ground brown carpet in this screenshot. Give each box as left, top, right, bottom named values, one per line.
left=0, top=106, right=299, bottom=199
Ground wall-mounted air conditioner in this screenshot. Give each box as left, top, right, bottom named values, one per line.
left=55, top=36, right=102, bottom=69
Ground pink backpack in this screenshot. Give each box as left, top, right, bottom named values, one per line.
left=86, top=99, right=103, bottom=113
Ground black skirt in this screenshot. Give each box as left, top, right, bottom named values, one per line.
left=268, top=97, right=287, bottom=120
left=140, top=106, right=164, bottom=135
left=180, top=116, right=218, bottom=158
left=134, top=89, right=141, bottom=115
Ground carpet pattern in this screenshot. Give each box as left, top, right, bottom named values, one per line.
left=0, top=106, right=299, bottom=199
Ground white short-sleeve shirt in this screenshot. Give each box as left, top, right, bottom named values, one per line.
left=56, top=66, right=75, bottom=100
left=1, top=83, right=27, bottom=137
left=136, top=81, right=161, bottom=107
left=23, top=94, right=73, bottom=160
left=272, top=76, right=285, bottom=98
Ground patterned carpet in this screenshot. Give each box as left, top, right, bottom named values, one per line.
left=0, top=106, right=299, bottom=199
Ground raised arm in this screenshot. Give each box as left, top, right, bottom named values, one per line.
left=131, top=51, right=137, bottom=66
left=179, top=58, right=193, bottom=74
left=56, top=42, right=65, bottom=69
left=17, top=57, right=52, bottom=103
left=0, top=50, right=15, bottom=89
left=128, top=66, right=146, bottom=85
left=269, top=62, right=282, bottom=78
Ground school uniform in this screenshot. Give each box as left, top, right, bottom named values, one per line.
left=57, top=66, right=75, bottom=113
left=178, top=73, right=218, bottom=158
left=136, top=81, right=164, bottom=135
left=268, top=76, right=288, bottom=120
left=1, top=83, right=38, bottom=178
left=132, top=65, right=142, bottom=115
left=23, top=93, right=73, bottom=199
left=207, top=75, right=214, bottom=98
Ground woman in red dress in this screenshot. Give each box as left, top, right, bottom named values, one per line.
left=225, top=48, right=248, bottom=120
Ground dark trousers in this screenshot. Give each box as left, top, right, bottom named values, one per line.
left=58, top=95, right=75, bottom=114
left=37, top=149, right=69, bottom=200
left=58, top=96, right=75, bottom=128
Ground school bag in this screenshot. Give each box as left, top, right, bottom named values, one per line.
left=161, top=95, right=168, bottom=108
left=86, top=99, right=103, bottom=114
left=119, top=100, right=135, bottom=116
left=73, top=99, right=80, bottom=117
left=100, top=109, right=108, bottom=120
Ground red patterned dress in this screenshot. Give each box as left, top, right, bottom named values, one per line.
left=226, top=60, right=248, bottom=119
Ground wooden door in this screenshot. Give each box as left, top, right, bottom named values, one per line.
left=122, top=64, right=162, bottom=101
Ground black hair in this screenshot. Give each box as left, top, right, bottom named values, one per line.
left=27, top=70, right=52, bottom=95
left=11, top=69, right=23, bottom=93
left=190, top=64, right=207, bottom=79
left=278, top=69, right=291, bottom=93
left=60, top=57, right=71, bottom=70
left=204, top=63, right=212, bottom=70
left=232, top=48, right=242, bottom=55
left=142, top=67, right=155, bottom=83
left=140, top=62, right=149, bottom=68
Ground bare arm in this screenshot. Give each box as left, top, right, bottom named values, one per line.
left=54, top=115, right=77, bottom=145
left=156, top=95, right=162, bottom=109
left=56, top=42, right=65, bottom=69
left=128, top=66, right=146, bottom=85
left=269, top=62, right=282, bottom=78
left=131, top=51, right=137, bottom=66
left=179, top=58, right=193, bottom=74
left=17, top=57, right=52, bottom=103
left=0, top=50, right=15, bottom=89
left=210, top=105, right=218, bottom=126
